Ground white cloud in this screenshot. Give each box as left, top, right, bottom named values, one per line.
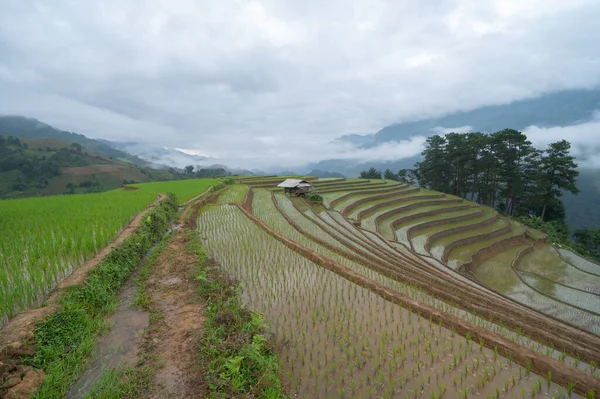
left=0, top=0, right=599, bottom=169
left=431, top=126, right=473, bottom=135
left=523, top=113, right=600, bottom=168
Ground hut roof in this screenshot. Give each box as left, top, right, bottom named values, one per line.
left=277, top=179, right=311, bottom=188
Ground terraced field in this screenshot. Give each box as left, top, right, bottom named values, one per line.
left=197, top=176, right=600, bottom=398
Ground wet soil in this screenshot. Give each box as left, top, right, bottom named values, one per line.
left=142, top=228, right=205, bottom=399
left=236, top=203, right=600, bottom=396
left=65, top=278, right=149, bottom=398
left=202, top=205, right=584, bottom=398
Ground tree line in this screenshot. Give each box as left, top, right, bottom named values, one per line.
left=362, top=129, right=578, bottom=222
left=358, top=129, right=600, bottom=259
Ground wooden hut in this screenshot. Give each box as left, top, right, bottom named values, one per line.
left=277, top=179, right=312, bottom=197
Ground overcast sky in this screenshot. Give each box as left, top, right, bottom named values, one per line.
left=1, top=0, right=600, bottom=170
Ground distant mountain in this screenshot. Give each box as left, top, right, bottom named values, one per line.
left=337, top=87, right=600, bottom=147
left=0, top=116, right=149, bottom=166
left=0, top=135, right=173, bottom=198
left=105, top=141, right=208, bottom=169
left=318, top=87, right=600, bottom=177
left=306, top=169, right=346, bottom=178
left=306, top=158, right=417, bottom=178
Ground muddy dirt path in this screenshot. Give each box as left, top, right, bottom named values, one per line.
left=65, top=198, right=207, bottom=398
left=142, top=225, right=205, bottom=398
left=65, top=273, right=149, bottom=398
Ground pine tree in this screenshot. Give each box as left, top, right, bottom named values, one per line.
left=537, top=140, right=579, bottom=221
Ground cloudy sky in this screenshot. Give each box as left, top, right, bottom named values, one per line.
left=1, top=0, right=600, bottom=169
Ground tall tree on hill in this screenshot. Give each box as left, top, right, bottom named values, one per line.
left=490, top=129, right=536, bottom=216
left=464, top=132, right=489, bottom=202
left=412, top=130, right=579, bottom=222
left=417, top=135, right=448, bottom=192
left=445, top=133, right=469, bottom=197
left=383, top=169, right=398, bottom=181
left=536, top=140, right=579, bottom=221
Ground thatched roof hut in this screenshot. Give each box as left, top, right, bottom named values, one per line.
left=277, top=179, right=312, bottom=196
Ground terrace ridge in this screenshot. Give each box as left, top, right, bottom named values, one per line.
left=233, top=202, right=600, bottom=396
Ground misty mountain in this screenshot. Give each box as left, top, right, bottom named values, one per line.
left=337, top=87, right=600, bottom=147
left=104, top=142, right=261, bottom=176
left=105, top=141, right=208, bottom=169
left=0, top=116, right=148, bottom=166
left=306, top=169, right=346, bottom=178
left=305, top=158, right=417, bottom=178
left=311, top=87, right=600, bottom=177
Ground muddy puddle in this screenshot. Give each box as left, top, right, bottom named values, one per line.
left=65, top=279, right=148, bottom=399
left=65, top=227, right=175, bottom=398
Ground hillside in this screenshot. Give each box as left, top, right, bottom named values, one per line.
left=0, top=116, right=149, bottom=166
left=2, top=177, right=600, bottom=398
left=208, top=177, right=600, bottom=396
left=231, top=176, right=600, bottom=337
left=0, top=135, right=173, bottom=198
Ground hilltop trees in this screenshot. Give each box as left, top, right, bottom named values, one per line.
left=536, top=140, right=580, bottom=221
left=383, top=169, right=398, bottom=181
left=408, top=130, right=579, bottom=223
left=359, top=167, right=382, bottom=179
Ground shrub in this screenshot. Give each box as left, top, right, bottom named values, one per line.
left=307, top=193, right=323, bottom=202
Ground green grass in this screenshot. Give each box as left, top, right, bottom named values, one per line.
left=83, top=235, right=173, bottom=399
left=191, top=227, right=286, bottom=398
left=131, top=178, right=218, bottom=203
left=0, top=188, right=158, bottom=325
left=0, top=179, right=216, bottom=325
left=26, top=194, right=178, bottom=398
left=83, top=364, right=156, bottom=399
left=216, top=184, right=249, bottom=205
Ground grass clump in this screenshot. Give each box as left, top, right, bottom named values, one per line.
left=26, top=193, right=179, bottom=398
left=189, top=230, right=286, bottom=399
left=307, top=193, right=323, bottom=202
left=210, top=178, right=235, bottom=193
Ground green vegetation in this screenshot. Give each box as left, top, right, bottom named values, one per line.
left=209, top=177, right=236, bottom=193
left=0, top=134, right=178, bottom=198
left=193, top=232, right=285, bottom=398
left=306, top=193, right=323, bottom=202
left=0, top=179, right=217, bottom=325
left=83, top=365, right=155, bottom=399
left=81, top=235, right=171, bottom=399
left=131, top=178, right=218, bottom=203
left=0, top=188, right=157, bottom=324
left=0, top=135, right=84, bottom=196
left=411, top=131, right=579, bottom=222
left=4, top=173, right=600, bottom=398
left=199, top=197, right=581, bottom=398
left=0, top=115, right=147, bottom=166
left=217, top=184, right=249, bottom=204
left=572, top=226, right=600, bottom=260
left=27, top=194, right=178, bottom=398
left=183, top=164, right=233, bottom=178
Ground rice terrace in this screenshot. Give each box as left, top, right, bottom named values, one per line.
left=1, top=176, right=600, bottom=398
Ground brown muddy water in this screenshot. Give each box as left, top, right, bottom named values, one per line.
left=199, top=205, right=578, bottom=399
